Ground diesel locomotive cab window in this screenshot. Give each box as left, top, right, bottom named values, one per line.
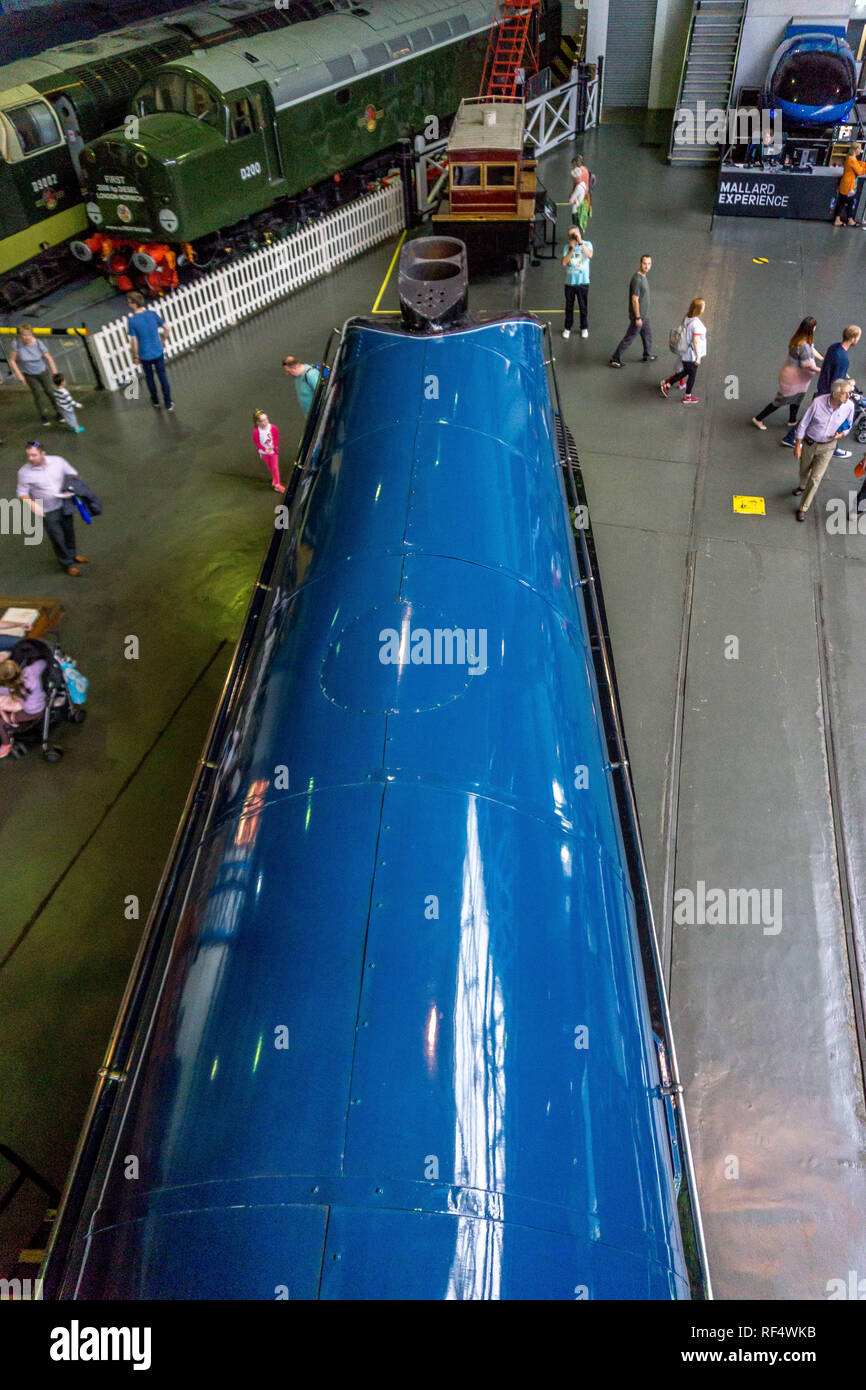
left=137, top=74, right=185, bottom=116
left=230, top=98, right=255, bottom=138
left=770, top=51, right=855, bottom=105
left=486, top=164, right=516, bottom=187
left=137, top=74, right=223, bottom=131
left=186, top=82, right=222, bottom=129
left=5, top=100, right=60, bottom=155
left=452, top=163, right=481, bottom=186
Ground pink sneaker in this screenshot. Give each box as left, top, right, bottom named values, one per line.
left=683, top=394, right=700, bottom=404
left=659, top=380, right=670, bottom=398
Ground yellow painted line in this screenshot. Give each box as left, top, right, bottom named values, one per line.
left=0, top=326, right=88, bottom=335
left=733, top=495, right=766, bottom=514
left=371, top=229, right=407, bottom=313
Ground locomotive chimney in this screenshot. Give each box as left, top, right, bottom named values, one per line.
left=398, top=237, right=468, bottom=332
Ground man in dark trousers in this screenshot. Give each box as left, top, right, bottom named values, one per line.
left=560, top=226, right=593, bottom=340
left=16, top=442, right=88, bottom=576
left=126, top=291, right=174, bottom=410
left=609, top=254, right=656, bottom=366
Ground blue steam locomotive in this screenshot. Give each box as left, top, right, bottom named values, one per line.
left=766, top=23, right=858, bottom=128
left=42, top=241, right=710, bottom=1301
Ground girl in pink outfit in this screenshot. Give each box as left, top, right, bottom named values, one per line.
left=253, top=409, right=282, bottom=491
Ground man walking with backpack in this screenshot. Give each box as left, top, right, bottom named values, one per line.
left=282, top=356, right=321, bottom=415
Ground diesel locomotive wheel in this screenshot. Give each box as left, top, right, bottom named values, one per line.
left=0, top=278, right=29, bottom=310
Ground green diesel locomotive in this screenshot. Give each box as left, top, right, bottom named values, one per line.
left=0, top=1, right=358, bottom=307
left=75, top=0, right=562, bottom=285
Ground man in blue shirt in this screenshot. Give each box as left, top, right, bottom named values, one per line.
left=126, top=292, right=173, bottom=410
left=807, top=325, right=861, bottom=457
left=815, top=325, right=860, bottom=397
left=282, top=356, right=321, bottom=415
left=560, top=226, right=593, bottom=340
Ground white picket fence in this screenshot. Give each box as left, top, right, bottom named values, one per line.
left=92, top=180, right=404, bottom=391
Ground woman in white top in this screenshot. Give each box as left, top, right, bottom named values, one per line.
left=660, top=298, right=707, bottom=404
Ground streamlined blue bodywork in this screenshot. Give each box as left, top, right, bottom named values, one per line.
left=766, top=26, right=857, bottom=127
left=49, top=317, right=699, bottom=1299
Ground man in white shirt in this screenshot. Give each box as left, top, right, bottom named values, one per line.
left=16, top=443, right=87, bottom=575
left=793, top=378, right=856, bottom=520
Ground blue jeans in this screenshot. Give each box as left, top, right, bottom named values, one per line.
left=141, top=354, right=172, bottom=407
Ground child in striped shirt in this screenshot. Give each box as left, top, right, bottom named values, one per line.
left=53, top=373, right=84, bottom=433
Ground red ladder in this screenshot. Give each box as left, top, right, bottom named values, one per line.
left=478, top=0, right=540, bottom=101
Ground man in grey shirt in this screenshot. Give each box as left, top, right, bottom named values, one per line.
left=609, top=255, right=656, bottom=367
left=9, top=324, right=62, bottom=424
left=16, top=443, right=87, bottom=575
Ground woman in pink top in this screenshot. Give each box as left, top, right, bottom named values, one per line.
left=0, top=657, right=46, bottom=757
left=253, top=409, right=282, bottom=492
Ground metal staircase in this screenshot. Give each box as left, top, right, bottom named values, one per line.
left=669, top=0, right=747, bottom=164
left=479, top=0, right=540, bottom=100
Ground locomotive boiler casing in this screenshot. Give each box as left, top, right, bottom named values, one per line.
left=44, top=313, right=703, bottom=1301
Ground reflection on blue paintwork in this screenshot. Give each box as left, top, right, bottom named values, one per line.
left=446, top=796, right=506, bottom=1299
left=55, top=317, right=694, bottom=1301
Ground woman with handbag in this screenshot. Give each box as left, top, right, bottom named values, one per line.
left=751, top=318, right=822, bottom=437
left=0, top=656, right=47, bottom=759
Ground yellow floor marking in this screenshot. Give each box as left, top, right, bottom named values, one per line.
left=753, top=257, right=769, bottom=264
left=371, top=230, right=407, bottom=313
left=733, top=495, right=766, bottom=514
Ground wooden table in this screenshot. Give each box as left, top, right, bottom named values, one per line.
left=0, top=597, right=64, bottom=642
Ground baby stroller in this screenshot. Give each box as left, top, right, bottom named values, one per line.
left=850, top=389, right=866, bottom=445
left=4, top=636, right=86, bottom=763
